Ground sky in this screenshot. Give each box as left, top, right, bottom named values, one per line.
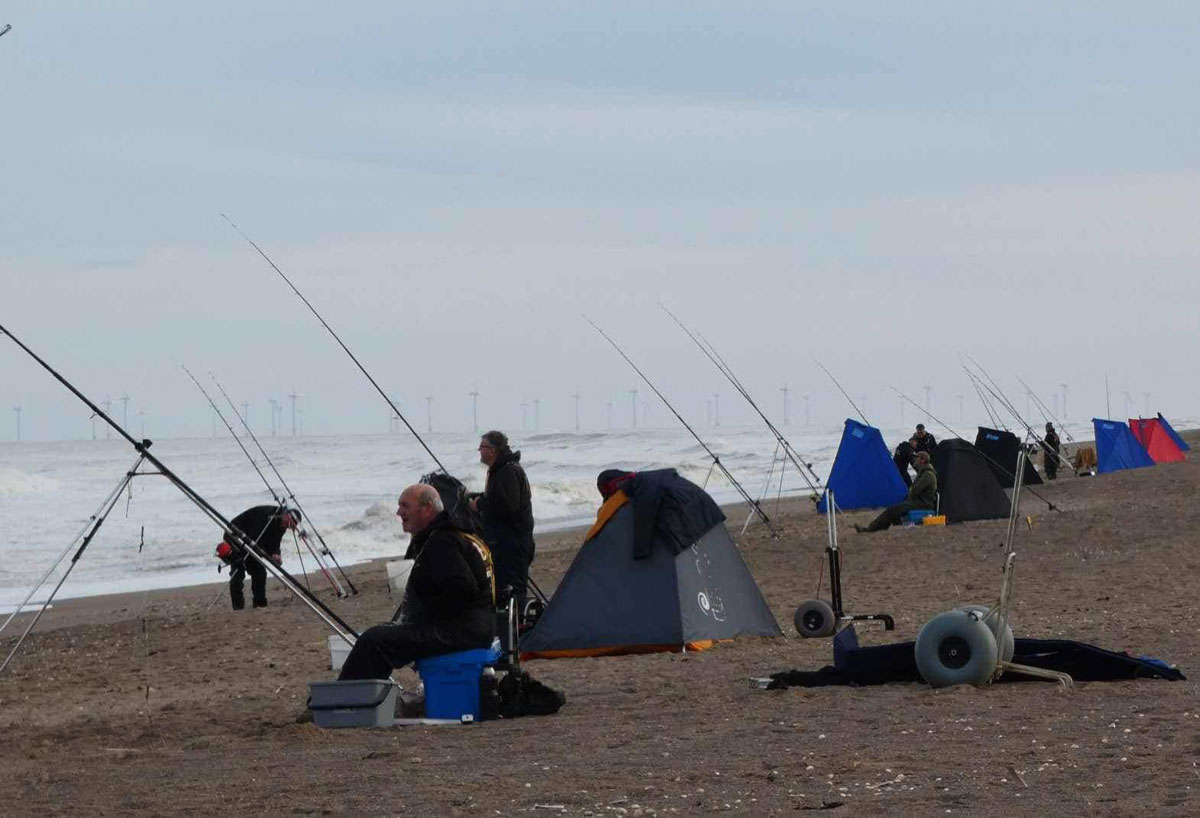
left=2, top=2, right=1198, bottom=443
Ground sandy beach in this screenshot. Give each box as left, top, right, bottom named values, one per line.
left=2, top=444, right=1199, bottom=816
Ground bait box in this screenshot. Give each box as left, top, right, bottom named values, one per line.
left=307, top=679, right=397, bottom=728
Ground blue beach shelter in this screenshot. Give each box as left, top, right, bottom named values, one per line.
left=1157, top=413, right=1191, bottom=452
left=1093, top=418, right=1155, bottom=474
left=818, top=419, right=908, bottom=513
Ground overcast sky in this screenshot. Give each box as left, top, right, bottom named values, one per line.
left=2, top=2, right=1198, bottom=442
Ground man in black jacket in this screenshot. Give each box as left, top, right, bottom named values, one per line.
left=1042, top=422, right=1063, bottom=480
left=219, top=505, right=299, bottom=610
left=338, top=484, right=495, bottom=681
left=470, top=430, right=535, bottom=614
left=911, top=424, right=937, bottom=455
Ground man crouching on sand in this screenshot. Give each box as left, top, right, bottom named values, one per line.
left=337, top=484, right=496, bottom=680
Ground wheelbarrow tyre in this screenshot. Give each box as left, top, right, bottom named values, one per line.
left=793, top=599, right=837, bottom=638
left=957, top=604, right=1015, bottom=663
left=915, top=609, right=998, bottom=688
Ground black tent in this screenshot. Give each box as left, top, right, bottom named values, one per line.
left=520, top=469, right=782, bottom=659
left=932, top=439, right=1011, bottom=523
left=973, top=427, right=1043, bottom=489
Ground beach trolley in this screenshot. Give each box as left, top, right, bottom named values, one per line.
left=793, top=491, right=895, bottom=638
left=912, top=449, right=1073, bottom=689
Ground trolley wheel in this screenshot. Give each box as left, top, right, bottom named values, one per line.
left=793, top=599, right=838, bottom=638
left=914, top=609, right=999, bottom=688
left=957, top=604, right=1015, bottom=663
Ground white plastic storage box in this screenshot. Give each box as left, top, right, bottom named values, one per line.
left=307, top=679, right=397, bottom=728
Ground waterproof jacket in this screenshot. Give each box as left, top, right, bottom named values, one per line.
left=1042, top=430, right=1061, bottom=455
left=403, top=512, right=496, bottom=628
left=226, top=505, right=289, bottom=558
left=911, top=432, right=938, bottom=455
left=907, top=463, right=938, bottom=510
left=477, top=450, right=536, bottom=556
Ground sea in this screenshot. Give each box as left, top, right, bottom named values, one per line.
left=0, top=418, right=1149, bottom=608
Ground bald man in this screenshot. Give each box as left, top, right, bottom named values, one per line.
left=337, top=484, right=496, bottom=681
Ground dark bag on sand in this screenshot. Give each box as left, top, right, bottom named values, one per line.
left=498, top=669, right=566, bottom=718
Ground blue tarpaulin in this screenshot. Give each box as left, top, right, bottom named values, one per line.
left=818, top=419, right=908, bottom=513
left=1093, top=418, right=1155, bottom=474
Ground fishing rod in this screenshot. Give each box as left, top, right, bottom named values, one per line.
left=964, top=356, right=1075, bottom=474
left=962, top=366, right=1005, bottom=431
left=0, top=454, right=147, bottom=642
left=0, top=24, right=11, bottom=39
left=0, top=321, right=359, bottom=642
left=813, top=358, right=869, bottom=426
left=890, top=385, right=1060, bottom=512
left=2, top=455, right=148, bottom=674
left=210, top=371, right=358, bottom=595
left=1015, top=374, right=1078, bottom=445
left=221, top=213, right=446, bottom=475
left=659, top=304, right=822, bottom=494
left=183, top=366, right=347, bottom=598
left=584, top=315, right=778, bottom=535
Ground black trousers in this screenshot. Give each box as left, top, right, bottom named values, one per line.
left=1044, top=452, right=1059, bottom=480
left=337, top=620, right=494, bottom=681
left=229, top=558, right=268, bottom=610
left=865, top=501, right=925, bottom=532
left=490, top=539, right=534, bottom=614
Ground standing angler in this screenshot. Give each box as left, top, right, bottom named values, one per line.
left=216, top=506, right=300, bottom=609
left=470, top=431, right=536, bottom=617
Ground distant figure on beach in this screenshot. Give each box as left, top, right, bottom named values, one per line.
left=855, top=451, right=938, bottom=533
left=1042, top=422, right=1062, bottom=480
left=911, top=424, right=937, bottom=455
left=469, top=431, right=536, bottom=617
left=218, top=505, right=299, bottom=610
left=337, top=484, right=495, bottom=681
left=892, top=439, right=915, bottom=488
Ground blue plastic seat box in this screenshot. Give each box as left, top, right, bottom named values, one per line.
left=415, top=643, right=501, bottom=721
left=906, top=509, right=935, bottom=523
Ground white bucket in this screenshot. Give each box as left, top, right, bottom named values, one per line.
left=386, top=559, right=414, bottom=596
left=328, top=633, right=355, bottom=671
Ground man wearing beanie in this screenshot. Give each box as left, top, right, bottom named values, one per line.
left=470, top=430, right=536, bottom=618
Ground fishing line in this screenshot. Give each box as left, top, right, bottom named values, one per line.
left=0, top=321, right=358, bottom=641
left=221, top=214, right=446, bottom=474
left=210, top=371, right=356, bottom=595
left=585, top=315, right=777, bottom=535
left=813, top=358, right=870, bottom=427
left=660, top=304, right=823, bottom=494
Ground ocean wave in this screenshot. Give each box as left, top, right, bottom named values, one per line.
left=0, top=466, right=59, bottom=496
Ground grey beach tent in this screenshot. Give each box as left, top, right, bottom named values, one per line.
left=520, top=469, right=782, bottom=659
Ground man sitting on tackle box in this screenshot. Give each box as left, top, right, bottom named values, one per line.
left=337, top=483, right=495, bottom=680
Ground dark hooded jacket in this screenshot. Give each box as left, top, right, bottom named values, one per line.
left=226, top=505, right=289, bottom=558
left=477, top=449, right=536, bottom=558
left=403, top=511, right=495, bottom=632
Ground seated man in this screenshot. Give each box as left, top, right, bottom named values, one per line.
left=855, top=451, right=938, bottom=533
left=337, top=484, right=495, bottom=681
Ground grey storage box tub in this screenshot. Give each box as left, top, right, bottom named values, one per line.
left=307, top=679, right=397, bottom=728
